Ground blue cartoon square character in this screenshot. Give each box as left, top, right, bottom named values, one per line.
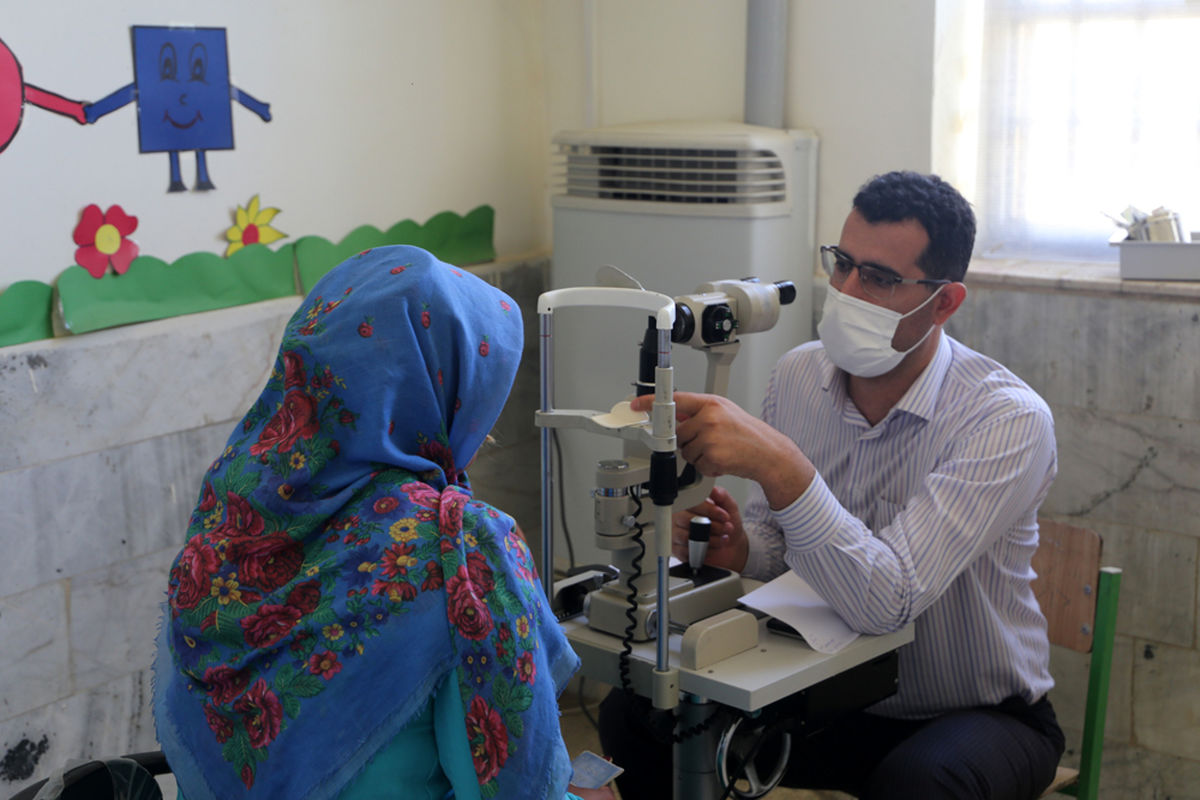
left=85, top=26, right=271, bottom=192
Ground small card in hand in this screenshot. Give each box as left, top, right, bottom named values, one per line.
left=570, top=750, right=623, bottom=789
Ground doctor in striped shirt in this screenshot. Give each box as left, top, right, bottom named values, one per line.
left=602, top=171, right=1066, bottom=800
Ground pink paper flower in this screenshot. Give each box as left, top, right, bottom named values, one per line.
left=73, top=204, right=139, bottom=278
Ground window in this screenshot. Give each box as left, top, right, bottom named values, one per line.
left=937, top=0, right=1200, bottom=262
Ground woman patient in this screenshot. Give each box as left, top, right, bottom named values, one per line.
left=153, top=246, right=614, bottom=800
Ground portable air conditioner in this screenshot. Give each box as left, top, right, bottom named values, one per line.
left=548, top=120, right=818, bottom=569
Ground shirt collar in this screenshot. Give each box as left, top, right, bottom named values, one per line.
left=819, top=331, right=953, bottom=423
left=891, top=331, right=952, bottom=422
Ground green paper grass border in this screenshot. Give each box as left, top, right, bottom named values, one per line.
left=57, top=245, right=298, bottom=335
left=0, top=205, right=495, bottom=344
left=296, top=205, right=495, bottom=292
left=0, top=280, right=54, bottom=347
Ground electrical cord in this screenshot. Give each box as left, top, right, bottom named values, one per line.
left=618, top=493, right=646, bottom=691
left=672, top=706, right=724, bottom=743
left=551, top=430, right=577, bottom=573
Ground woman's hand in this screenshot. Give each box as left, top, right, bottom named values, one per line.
left=568, top=783, right=617, bottom=800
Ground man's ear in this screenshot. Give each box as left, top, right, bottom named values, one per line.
left=933, top=282, right=967, bottom=324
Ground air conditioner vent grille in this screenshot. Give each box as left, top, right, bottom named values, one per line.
left=554, top=143, right=787, bottom=205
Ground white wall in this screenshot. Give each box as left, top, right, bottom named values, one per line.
left=788, top=2, right=936, bottom=254
left=540, top=1, right=937, bottom=264
left=542, top=0, right=746, bottom=134
left=0, top=0, right=547, bottom=289
left=4, top=1, right=939, bottom=298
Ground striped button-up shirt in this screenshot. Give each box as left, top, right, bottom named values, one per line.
left=742, top=332, right=1057, bottom=719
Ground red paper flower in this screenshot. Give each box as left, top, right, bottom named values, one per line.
left=73, top=204, right=139, bottom=278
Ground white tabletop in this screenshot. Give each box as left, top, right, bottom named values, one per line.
left=563, top=616, right=914, bottom=712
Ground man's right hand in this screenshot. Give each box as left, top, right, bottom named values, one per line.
left=671, top=485, right=749, bottom=572
left=630, top=391, right=814, bottom=511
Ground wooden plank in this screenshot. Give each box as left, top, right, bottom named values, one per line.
left=1031, top=519, right=1102, bottom=653
left=1040, top=765, right=1079, bottom=795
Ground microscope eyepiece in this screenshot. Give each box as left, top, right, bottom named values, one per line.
left=671, top=303, right=695, bottom=344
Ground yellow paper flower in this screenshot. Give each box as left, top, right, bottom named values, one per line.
left=224, top=194, right=286, bottom=257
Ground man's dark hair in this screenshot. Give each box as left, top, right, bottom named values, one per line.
left=852, top=171, right=976, bottom=282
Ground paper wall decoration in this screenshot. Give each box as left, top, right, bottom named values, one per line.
left=0, top=36, right=87, bottom=154
left=296, top=206, right=496, bottom=291
left=53, top=205, right=495, bottom=337
left=73, top=204, right=140, bottom=278
left=0, top=280, right=53, bottom=347
left=84, top=26, right=271, bottom=192
left=226, top=195, right=286, bottom=257
left=57, top=245, right=296, bottom=335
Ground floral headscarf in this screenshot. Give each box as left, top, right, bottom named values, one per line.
left=153, top=246, right=579, bottom=799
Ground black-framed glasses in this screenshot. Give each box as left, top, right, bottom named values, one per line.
left=820, top=245, right=949, bottom=302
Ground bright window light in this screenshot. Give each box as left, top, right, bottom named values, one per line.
left=970, top=0, right=1200, bottom=261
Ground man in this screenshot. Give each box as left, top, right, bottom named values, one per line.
left=600, top=171, right=1065, bottom=799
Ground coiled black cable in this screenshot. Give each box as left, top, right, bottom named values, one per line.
left=672, top=705, right=725, bottom=743
left=617, top=492, right=646, bottom=690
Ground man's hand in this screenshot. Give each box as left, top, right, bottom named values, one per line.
left=671, top=485, right=749, bottom=572
left=630, top=391, right=815, bottom=510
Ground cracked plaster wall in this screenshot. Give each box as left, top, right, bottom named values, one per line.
left=943, top=279, right=1200, bottom=797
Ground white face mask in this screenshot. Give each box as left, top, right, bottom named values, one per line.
left=817, top=284, right=943, bottom=377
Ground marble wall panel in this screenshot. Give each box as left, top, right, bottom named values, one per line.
left=1132, top=639, right=1200, bottom=761
left=950, top=286, right=1200, bottom=422
left=0, top=422, right=234, bottom=598
left=0, top=581, right=70, bottom=723
left=70, top=547, right=177, bottom=695
left=0, top=669, right=159, bottom=796
left=1048, top=635, right=1134, bottom=748
left=0, top=297, right=298, bottom=473
left=1080, top=520, right=1196, bottom=648
left=1042, top=406, right=1200, bottom=537
left=1073, top=740, right=1200, bottom=800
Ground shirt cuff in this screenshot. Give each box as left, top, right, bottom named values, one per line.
left=742, top=529, right=773, bottom=580
left=769, top=471, right=847, bottom=552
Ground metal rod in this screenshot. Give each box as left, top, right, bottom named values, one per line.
left=745, top=0, right=788, bottom=128
left=539, top=312, right=555, bottom=600
left=655, top=326, right=673, bottom=673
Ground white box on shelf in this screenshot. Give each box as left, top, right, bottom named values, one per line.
left=1112, top=233, right=1200, bottom=281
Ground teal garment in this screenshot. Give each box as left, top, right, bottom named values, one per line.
left=338, top=678, right=583, bottom=800
left=178, top=675, right=585, bottom=800
left=338, top=676, right=466, bottom=800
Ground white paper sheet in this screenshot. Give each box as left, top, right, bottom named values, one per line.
left=739, top=570, right=860, bottom=654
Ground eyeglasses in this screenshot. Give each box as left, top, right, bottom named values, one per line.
left=820, top=245, right=949, bottom=302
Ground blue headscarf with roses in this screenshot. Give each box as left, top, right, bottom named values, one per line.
left=154, top=246, right=580, bottom=799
